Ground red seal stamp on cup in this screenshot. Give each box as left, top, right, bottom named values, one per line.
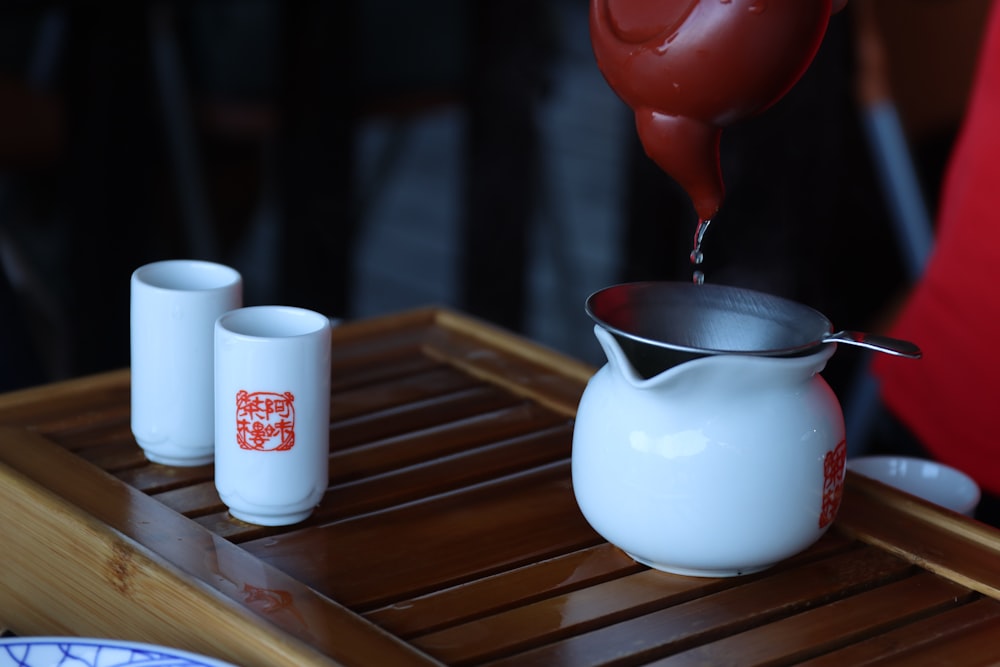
left=235, top=390, right=295, bottom=451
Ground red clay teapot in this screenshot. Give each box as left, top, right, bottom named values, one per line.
left=591, top=0, right=843, bottom=220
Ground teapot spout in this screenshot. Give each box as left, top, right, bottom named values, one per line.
left=635, top=110, right=723, bottom=221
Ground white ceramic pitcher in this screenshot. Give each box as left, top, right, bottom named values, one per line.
left=570, top=282, right=917, bottom=577
left=573, top=325, right=845, bottom=577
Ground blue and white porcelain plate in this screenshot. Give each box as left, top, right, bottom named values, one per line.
left=0, top=637, right=238, bottom=667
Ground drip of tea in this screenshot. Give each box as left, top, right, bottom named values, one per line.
left=690, top=217, right=711, bottom=284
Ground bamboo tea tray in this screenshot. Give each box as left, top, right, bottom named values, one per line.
left=2, top=307, right=1000, bottom=666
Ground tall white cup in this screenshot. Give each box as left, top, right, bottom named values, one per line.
left=214, top=305, right=332, bottom=526
left=130, top=259, right=243, bottom=466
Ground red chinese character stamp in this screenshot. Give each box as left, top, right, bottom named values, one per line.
left=819, top=439, right=847, bottom=528
left=235, top=390, right=295, bottom=451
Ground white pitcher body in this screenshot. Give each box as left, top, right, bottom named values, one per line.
left=572, top=325, right=846, bottom=577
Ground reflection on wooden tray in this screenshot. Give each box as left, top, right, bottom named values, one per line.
left=1, top=307, right=1000, bottom=666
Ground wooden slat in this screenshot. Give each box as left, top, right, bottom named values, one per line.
left=798, top=597, right=1000, bottom=666
left=330, top=401, right=568, bottom=477
left=860, top=616, right=1000, bottom=666
left=420, top=316, right=591, bottom=418
left=153, top=478, right=226, bottom=516
left=432, top=545, right=917, bottom=666
left=332, top=349, right=440, bottom=392
left=367, top=533, right=861, bottom=643
left=329, top=365, right=484, bottom=422
left=327, top=310, right=439, bottom=386
left=239, top=461, right=600, bottom=609
left=390, top=532, right=854, bottom=646
left=45, top=417, right=132, bottom=453
left=322, top=419, right=573, bottom=526
left=649, top=572, right=975, bottom=666
left=331, top=386, right=525, bottom=450
left=116, top=461, right=216, bottom=495
left=72, top=431, right=150, bottom=471
left=331, top=392, right=548, bottom=461
left=364, top=543, right=645, bottom=637
left=0, top=369, right=131, bottom=432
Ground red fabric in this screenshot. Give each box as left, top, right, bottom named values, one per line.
left=873, top=0, right=1000, bottom=495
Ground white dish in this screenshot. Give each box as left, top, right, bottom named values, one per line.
left=847, top=455, right=981, bottom=516
left=0, top=637, right=237, bottom=667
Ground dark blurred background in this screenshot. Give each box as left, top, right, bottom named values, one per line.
left=0, top=0, right=990, bottom=411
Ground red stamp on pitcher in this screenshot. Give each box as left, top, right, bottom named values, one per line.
left=819, top=439, right=847, bottom=529
left=235, top=390, right=295, bottom=451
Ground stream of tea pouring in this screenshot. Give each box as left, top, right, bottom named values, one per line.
left=690, top=217, right=711, bottom=284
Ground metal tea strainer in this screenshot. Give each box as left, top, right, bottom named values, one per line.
left=586, top=282, right=921, bottom=378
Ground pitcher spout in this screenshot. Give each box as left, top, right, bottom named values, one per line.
left=593, top=325, right=696, bottom=388
left=594, top=321, right=710, bottom=383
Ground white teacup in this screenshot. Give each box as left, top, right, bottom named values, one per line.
left=847, top=455, right=981, bottom=516
left=130, top=259, right=243, bottom=466
left=214, top=305, right=332, bottom=526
